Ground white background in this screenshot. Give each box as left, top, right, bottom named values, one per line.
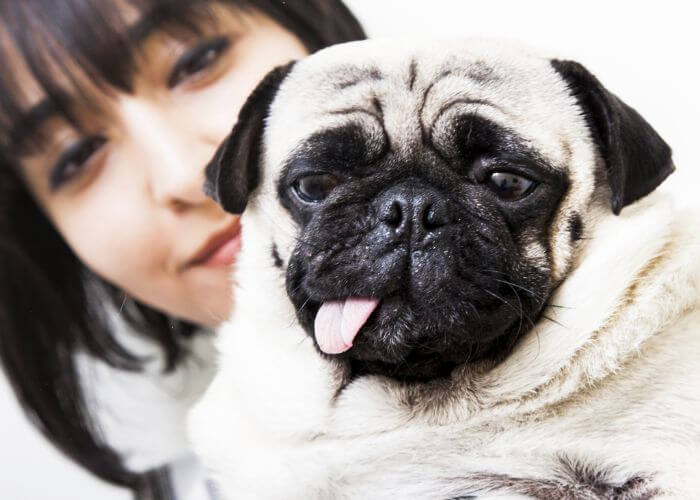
left=1, top=1, right=697, bottom=498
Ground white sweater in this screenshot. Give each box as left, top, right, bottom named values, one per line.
left=76, top=310, right=218, bottom=495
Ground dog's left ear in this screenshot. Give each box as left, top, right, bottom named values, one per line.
left=551, top=59, right=674, bottom=215
left=204, top=61, right=296, bottom=214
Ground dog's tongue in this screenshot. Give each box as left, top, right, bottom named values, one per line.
left=314, top=298, right=380, bottom=354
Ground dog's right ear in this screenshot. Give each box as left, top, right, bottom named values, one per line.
left=204, top=61, right=296, bottom=214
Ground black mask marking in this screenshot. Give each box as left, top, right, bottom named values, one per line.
left=283, top=116, right=567, bottom=380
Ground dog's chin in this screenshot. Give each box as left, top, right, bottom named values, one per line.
left=301, top=293, right=520, bottom=382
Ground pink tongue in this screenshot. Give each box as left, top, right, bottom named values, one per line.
left=314, top=297, right=380, bottom=354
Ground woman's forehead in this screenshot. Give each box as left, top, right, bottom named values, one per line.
left=0, top=0, right=218, bottom=155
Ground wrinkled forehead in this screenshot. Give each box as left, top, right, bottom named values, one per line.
left=264, top=38, right=588, bottom=174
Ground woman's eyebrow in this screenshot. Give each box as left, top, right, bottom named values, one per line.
left=9, top=98, right=60, bottom=155
left=127, top=4, right=207, bottom=45
left=127, top=10, right=165, bottom=45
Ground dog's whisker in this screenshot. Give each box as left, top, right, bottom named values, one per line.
left=541, top=314, right=567, bottom=329
left=487, top=277, right=571, bottom=313
left=533, top=330, right=542, bottom=361
left=466, top=302, right=482, bottom=322
left=481, top=287, right=536, bottom=329
left=501, top=280, right=525, bottom=338
left=490, top=277, right=547, bottom=302
left=297, top=295, right=314, bottom=316
left=480, top=287, right=518, bottom=316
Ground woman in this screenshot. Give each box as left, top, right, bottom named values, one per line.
left=0, top=0, right=364, bottom=498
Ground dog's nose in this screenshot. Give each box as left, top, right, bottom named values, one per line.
left=376, top=181, right=449, bottom=241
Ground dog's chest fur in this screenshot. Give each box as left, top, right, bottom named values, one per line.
left=189, top=39, right=700, bottom=499
left=197, top=198, right=698, bottom=499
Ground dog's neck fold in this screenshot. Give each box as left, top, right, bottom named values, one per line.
left=464, top=193, right=697, bottom=419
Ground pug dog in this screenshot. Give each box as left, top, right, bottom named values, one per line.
left=188, top=39, right=700, bottom=499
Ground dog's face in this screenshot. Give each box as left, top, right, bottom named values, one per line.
left=205, top=39, right=672, bottom=381
left=281, top=108, right=569, bottom=381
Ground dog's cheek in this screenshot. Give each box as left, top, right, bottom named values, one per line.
left=514, top=225, right=549, bottom=273
left=271, top=242, right=285, bottom=269
left=547, top=201, right=595, bottom=283
left=253, top=187, right=301, bottom=268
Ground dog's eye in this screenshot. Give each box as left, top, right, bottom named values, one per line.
left=487, top=172, right=536, bottom=200
left=294, top=174, right=339, bottom=203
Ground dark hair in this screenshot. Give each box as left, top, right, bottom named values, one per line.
left=0, top=0, right=364, bottom=497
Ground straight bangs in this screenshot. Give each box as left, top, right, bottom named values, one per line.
left=0, top=0, right=216, bottom=156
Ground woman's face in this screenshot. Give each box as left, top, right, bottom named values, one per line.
left=12, top=6, right=307, bottom=326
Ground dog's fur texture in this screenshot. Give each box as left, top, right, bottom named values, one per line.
left=188, top=39, right=700, bottom=499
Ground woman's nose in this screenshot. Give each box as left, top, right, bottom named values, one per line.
left=119, top=97, right=215, bottom=210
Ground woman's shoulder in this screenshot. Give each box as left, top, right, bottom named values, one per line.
left=76, top=310, right=217, bottom=473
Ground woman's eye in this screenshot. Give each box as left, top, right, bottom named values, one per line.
left=50, top=135, right=107, bottom=191
left=168, top=36, right=231, bottom=88
left=487, top=171, right=536, bottom=200
left=294, top=174, right=340, bottom=203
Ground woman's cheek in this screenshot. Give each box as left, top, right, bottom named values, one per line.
left=55, top=161, right=168, bottom=292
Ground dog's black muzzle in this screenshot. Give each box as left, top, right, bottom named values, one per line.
left=287, top=175, right=548, bottom=381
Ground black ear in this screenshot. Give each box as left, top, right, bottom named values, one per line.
left=551, top=59, right=674, bottom=215
left=204, top=61, right=296, bottom=214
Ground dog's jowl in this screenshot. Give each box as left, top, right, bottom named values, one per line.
left=190, top=39, right=699, bottom=500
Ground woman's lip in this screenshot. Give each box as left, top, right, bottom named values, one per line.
left=187, top=221, right=242, bottom=269
left=200, top=233, right=241, bottom=267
